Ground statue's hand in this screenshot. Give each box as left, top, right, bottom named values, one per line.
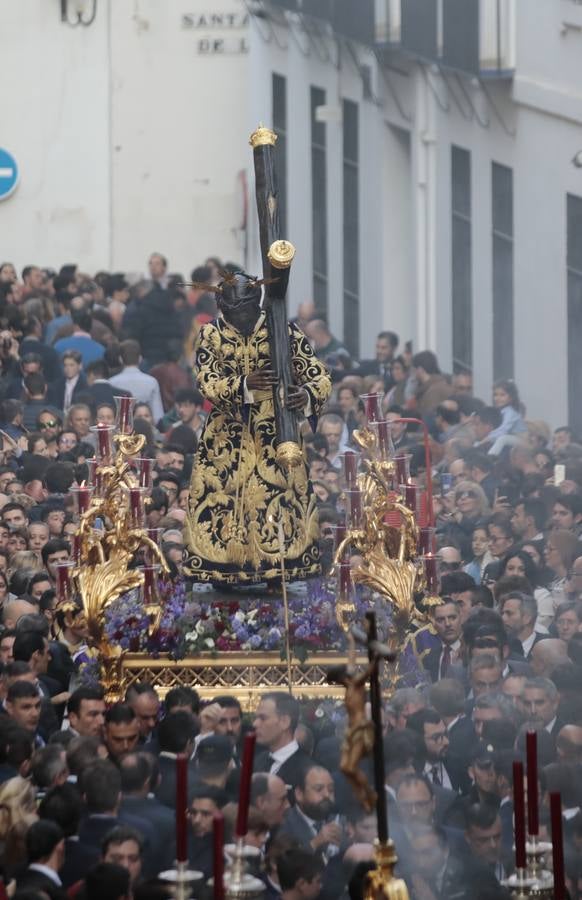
left=286, top=385, right=309, bottom=410
left=247, top=367, right=277, bottom=391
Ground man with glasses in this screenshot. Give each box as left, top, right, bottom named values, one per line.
left=437, top=546, right=462, bottom=574
left=395, top=773, right=464, bottom=837
left=487, top=514, right=514, bottom=560
left=407, top=708, right=469, bottom=794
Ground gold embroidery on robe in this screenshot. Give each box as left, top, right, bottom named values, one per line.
left=183, top=314, right=332, bottom=584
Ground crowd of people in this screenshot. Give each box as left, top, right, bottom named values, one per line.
left=0, top=256, right=580, bottom=897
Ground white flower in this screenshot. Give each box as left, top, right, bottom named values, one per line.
left=233, top=611, right=246, bottom=623
left=205, top=638, right=215, bottom=649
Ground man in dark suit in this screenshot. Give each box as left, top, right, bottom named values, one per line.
left=253, top=692, right=312, bottom=794
left=395, top=774, right=468, bottom=856
left=83, top=358, right=129, bottom=410
left=279, top=764, right=342, bottom=859
left=464, top=803, right=513, bottom=885
left=154, top=710, right=198, bottom=809
left=48, top=349, right=88, bottom=412
left=16, top=819, right=67, bottom=900
left=522, top=677, right=563, bottom=738
left=406, top=823, right=500, bottom=900
left=407, top=708, right=471, bottom=795
left=500, top=592, right=549, bottom=661
left=119, top=750, right=176, bottom=871
left=12, top=631, right=60, bottom=740
left=357, top=330, right=399, bottom=389
left=77, top=759, right=157, bottom=875
left=429, top=678, right=477, bottom=766
left=187, top=784, right=227, bottom=878
left=491, top=751, right=516, bottom=858
left=422, top=600, right=463, bottom=683
left=39, top=783, right=100, bottom=889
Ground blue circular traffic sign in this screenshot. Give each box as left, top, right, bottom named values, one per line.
left=0, top=149, right=19, bottom=201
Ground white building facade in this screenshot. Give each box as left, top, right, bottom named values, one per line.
left=1, top=0, right=582, bottom=428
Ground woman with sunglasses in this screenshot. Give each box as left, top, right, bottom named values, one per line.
left=438, top=479, right=490, bottom=561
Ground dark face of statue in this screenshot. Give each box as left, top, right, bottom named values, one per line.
left=218, top=273, right=262, bottom=336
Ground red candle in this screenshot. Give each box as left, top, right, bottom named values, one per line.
left=235, top=732, right=257, bottom=838
left=418, top=526, right=436, bottom=555
left=339, top=562, right=352, bottom=598
left=526, top=730, right=539, bottom=836
left=138, top=458, right=152, bottom=489
left=342, top=452, right=358, bottom=489
left=77, top=485, right=91, bottom=514
left=142, top=566, right=158, bottom=604
left=377, top=420, right=391, bottom=458
left=550, top=792, right=565, bottom=900
left=213, top=813, right=225, bottom=900
left=176, top=753, right=188, bottom=863
left=96, top=423, right=111, bottom=461
left=146, top=527, right=162, bottom=564
left=365, top=393, right=381, bottom=424
left=87, top=458, right=98, bottom=487
left=403, top=483, right=418, bottom=514
left=332, top=521, right=346, bottom=551
left=424, top=555, right=439, bottom=593
left=513, top=761, right=526, bottom=870
left=393, top=454, right=410, bottom=485
left=72, top=534, right=82, bottom=565
left=347, top=488, right=362, bottom=529
left=130, top=488, right=144, bottom=526
left=116, top=395, right=133, bottom=434
left=55, top=563, right=72, bottom=604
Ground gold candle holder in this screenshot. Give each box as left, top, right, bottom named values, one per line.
left=363, top=840, right=409, bottom=900
left=224, top=837, right=265, bottom=899
left=504, top=838, right=555, bottom=898
left=504, top=868, right=537, bottom=899
left=158, top=861, right=203, bottom=900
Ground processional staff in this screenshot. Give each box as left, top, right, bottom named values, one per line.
left=249, top=125, right=301, bottom=469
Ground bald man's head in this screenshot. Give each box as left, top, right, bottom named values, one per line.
left=2, top=599, right=38, bottom=630
left=438, top=546, right=462, bottom=565
left=530, top=639, right=570, bottom=677
left=557, top=725, right=582, bottom=763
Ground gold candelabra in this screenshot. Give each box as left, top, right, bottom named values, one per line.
left=55, top=401, right=168, bottom=701
left=333, top=402, right=441, bottom=672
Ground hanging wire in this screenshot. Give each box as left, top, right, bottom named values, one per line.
left=454, top=72, right=491, bottom=127
left=479, top=79, right=517, bottom=137
left=420, top=64, right=450, bottom=113
left=439, top=69, right=474, bottom=121
left=297, top=11, right=332, bottom=64
left=243, top=0, right=289, bottom=51
left=286, top=12, right=312, bottom=58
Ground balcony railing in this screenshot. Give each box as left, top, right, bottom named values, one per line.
left=263, top=0, right=514, bottom=75
left=267, top=0, right=377, bottom=45
left=381, top=0, right=515, bottom=76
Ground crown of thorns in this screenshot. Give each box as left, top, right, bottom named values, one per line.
left=179, top=267, right=276, bottom=295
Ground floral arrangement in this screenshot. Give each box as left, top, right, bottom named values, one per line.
left=103, top=577, right=364, bottom=660
left=101, top=575, right=429, bottom=687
